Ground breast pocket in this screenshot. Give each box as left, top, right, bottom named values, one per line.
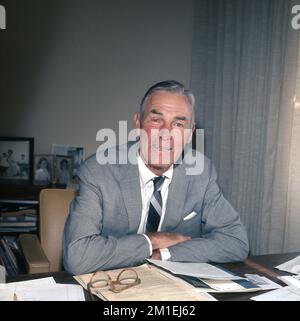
left=183, top=211, right=198, bottom=221
left=175, top=211, right=202, bottom=237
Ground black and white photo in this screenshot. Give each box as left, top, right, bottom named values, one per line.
left=51, top=144, right=85, bottom=177
left=67, top=147, right=84, bottom=177
left=34, top=154, right=54, bottom=186
left=0, top=137, right=33, bottom=184
left=54, top=155, right=73, bottom=186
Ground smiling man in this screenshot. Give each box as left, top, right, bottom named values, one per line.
left=63, top=80, right=249, bottom=275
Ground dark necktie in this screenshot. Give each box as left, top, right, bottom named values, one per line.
left=146, top=176, right=165, bottom=233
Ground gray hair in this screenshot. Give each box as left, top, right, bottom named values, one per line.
left=140, top=80, right=195, bottom=123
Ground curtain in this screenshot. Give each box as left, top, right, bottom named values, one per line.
left=191, top=0, right=300, bottom=255
left=284, top=44, right=300, bottom=252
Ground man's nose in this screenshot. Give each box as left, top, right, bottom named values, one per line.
left=159, top=127, right=172, bottom=140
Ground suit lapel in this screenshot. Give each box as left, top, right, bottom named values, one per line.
left=119, top=163, right=143, bottom=233
left=161, top=164, right=189, bottom=232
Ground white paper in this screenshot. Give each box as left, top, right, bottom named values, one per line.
left=0, top=277, right=85, bottom=301
left=244, top=274, right=282, bottom=290
left=251, top=286, right=300, bottom=301
left=0, top=289, right=14, bottom=301
left=275, top=255, right=300, bottom=274
left=0, top=276, right=56, bottom=290
left=0, top=277, right=56, bottom=301
left=201, top=279, right=245, bottom=291
left=15, top=284, right=85, bottom=301
left=147, top=259, right=243, bottom=280
left=277, top=276, right=300, bottom=288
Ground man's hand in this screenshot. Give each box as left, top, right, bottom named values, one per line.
left=147, top=232, right=191, bottom=250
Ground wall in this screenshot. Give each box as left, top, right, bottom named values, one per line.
left=0, top=0, right=194, bottom=157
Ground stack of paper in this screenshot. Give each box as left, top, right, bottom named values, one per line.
left=0, top=277, right=85, bottom=301
left=251, top=286, right=300, bottom=301
left=74, top=264, right=216, bottom=301
left=250, top=255, right=300, bottom=301
left=147, top=260, right=275, bottom=293
left=275, top=255, right=300, bottom=274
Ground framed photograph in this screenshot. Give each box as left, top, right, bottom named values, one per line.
left=51, top=144, right=85, bottom=177
left=34, top=154, right=54, bottom=186
left=54, top=155, right=73, bottom=186
left=67, top=147, right=84, bottom=178
left=0, top=137, right=34, bottom=184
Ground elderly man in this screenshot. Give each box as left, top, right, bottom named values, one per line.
left=63, top=80, right=249, bottom=275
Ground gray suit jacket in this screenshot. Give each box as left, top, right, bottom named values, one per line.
left=63, top=143, right=249, bottom=274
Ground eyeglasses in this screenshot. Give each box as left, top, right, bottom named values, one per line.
left=87, top=268, right=141, bottom=299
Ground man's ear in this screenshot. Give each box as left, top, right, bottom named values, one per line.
left=134, top=112, right=141, bottom=128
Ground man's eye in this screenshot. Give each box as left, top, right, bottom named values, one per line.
left=174, top=122, right=184, bottom=127
left=151, top=118, right=160, bottom=122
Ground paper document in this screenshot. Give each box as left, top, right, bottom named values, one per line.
left=275, top=255, right=300, bottom=274
left=147, top=259, right=243, bottom=280
left=251, top=286, right=300, bottom=301
left=277, top=276, right=300, bottom=288
left=0, top=276, right=56, bottom=290
left=15, top=284, right=85, bottom=301
left=0, top=277, right=56, bottom=301
left=244, top=274, right=282, bottom=290
left=74, top=264, right=215, bottom=301
left=200, top=278, right=260, bottom=292
left=0, top=277, right=85, bottom=301
left=152, top=265, right=260, bottom=293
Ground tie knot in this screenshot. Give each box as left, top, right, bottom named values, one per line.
left=153, top=176, right=165, bottom=192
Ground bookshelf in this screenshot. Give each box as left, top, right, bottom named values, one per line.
left=0, top=184, right=43, bottom=276
left=0, top=184, right=42, bottom=234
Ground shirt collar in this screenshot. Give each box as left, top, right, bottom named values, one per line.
left=137, top=153, right=173, bottom=186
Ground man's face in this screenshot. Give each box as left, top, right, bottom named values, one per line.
left=134, top=90, right=194, bottom=174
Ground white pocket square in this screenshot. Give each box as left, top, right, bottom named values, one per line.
left=183, top=211, right=198, bottom=221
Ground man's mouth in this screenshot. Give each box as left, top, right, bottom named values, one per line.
left=152, top=144, right=173, bottom=152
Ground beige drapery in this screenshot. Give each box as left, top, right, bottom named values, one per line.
left=191, top=0, right=300, bottom=255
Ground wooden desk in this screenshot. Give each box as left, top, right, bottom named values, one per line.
left=7, top=252, right=300, bottom=301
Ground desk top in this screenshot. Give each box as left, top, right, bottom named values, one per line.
left=7, top=252, right=300, bottom=301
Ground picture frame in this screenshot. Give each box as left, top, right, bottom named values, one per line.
left=51, top=144, right=85, bottom=178
left=0, top=137, right=34, bottom=184
left=67, top=147, right=85, bottom=178
left=54, top=155, right=73, bottom=186
left=33, top=154, right=54, bottom=187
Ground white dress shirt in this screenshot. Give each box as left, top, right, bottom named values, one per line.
left=137, top=154, right=173, bottom=260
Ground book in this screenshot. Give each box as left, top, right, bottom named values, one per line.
left=3, top=236, right=27, bottom=274
left=0, top=208, right=37, bottom=217
left=0, top=222, right=36, bottom=227
left=0, top=227, right=37, bottom=233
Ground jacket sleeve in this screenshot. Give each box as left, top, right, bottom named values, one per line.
left=62, top=163, right=150, bottom=275
left=168, top=162, right=249, bottom=263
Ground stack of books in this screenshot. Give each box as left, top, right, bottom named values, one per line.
left=0, top=205, right=38, bottom=233
left=0, top=235, right=27, bottom=276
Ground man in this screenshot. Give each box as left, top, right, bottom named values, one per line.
left=63, top=80, right=249, bottom=275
